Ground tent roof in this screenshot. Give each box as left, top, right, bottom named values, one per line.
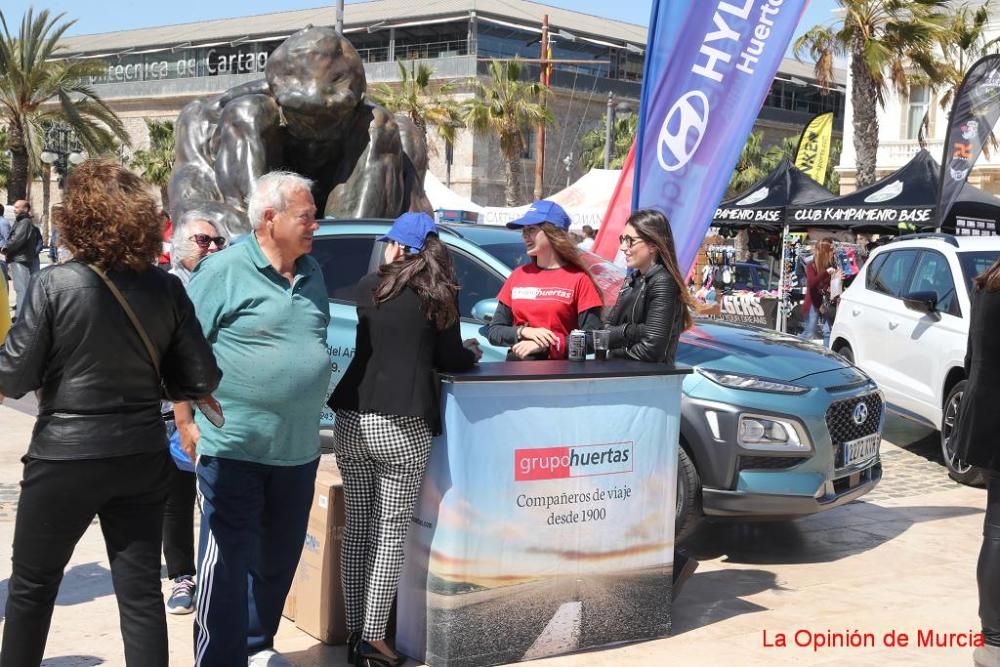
left=713, top=159, right=834, bottom=228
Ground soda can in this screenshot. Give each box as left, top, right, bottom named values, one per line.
left=568, top=330, right=586, bottom=361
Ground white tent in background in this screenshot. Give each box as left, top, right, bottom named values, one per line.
left=422, top=171, right=483, bottom=213
left=480, top=168, right=621, bottom=231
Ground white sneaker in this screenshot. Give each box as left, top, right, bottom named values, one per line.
left=248, top=649, right=294, bottom=667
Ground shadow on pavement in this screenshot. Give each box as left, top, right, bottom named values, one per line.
left=285, top=643, right=344, bottom=666
left=670, top=568, right=779, bottom=636
left=54, top=562, right=115, bottom=606
left=684, top=503, right=981, bottom=566
left=40, top=657, right=104, bottom=666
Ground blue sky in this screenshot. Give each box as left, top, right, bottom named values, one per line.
left=1, top=0, right=841, bottom=56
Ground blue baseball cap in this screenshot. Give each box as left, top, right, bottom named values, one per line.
left=378, top=212, right=439, bottom=253
left=506, top=200, right=572, bottom=231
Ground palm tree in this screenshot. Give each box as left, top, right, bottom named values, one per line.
left=130, top=119, right=175, bottom=208
left=370, top=61, right=465, bottom=146
left=464, top=58, right=553, bottom=206
left=579, top=113, right=638, bottom=170
left=728, top=132, right=783, bottom=196
left=931, top=1, right=1000, bottom=111
left=794, top=0, right=949, bottom=187
left=0, top=126, right=10, bottom=191
left=0, top=8, right=129, bottom=202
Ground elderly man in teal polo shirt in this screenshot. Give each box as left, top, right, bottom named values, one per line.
left=180, top=171, right=330, bottom=667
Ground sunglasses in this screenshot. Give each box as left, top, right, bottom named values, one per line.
left=190, top=234, right=227, bottom=249
left=618, top=234, right=646, bottom=249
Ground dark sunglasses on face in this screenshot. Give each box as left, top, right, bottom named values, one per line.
left=619, top=234, right=646, bottom=249
left=190, top=234, right=227, bottom=249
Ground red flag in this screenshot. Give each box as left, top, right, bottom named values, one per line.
left=592, top=142, right=635, bottom=261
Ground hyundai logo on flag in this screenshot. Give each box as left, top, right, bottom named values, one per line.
left=852, top=402, right=869, bottom=426
left=657, top=90, right=710, bottom=172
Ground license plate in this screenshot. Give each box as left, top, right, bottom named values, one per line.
left=843, top=433, right=880, bottom=467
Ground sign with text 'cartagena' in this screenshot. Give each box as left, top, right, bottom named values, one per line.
left=633, top=0, right=808, bottom=273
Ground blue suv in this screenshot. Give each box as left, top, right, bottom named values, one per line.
left=312, top=220, right=883, bottom=541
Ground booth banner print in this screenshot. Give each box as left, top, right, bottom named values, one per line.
left=397, top=376, right=682, bottom=666
left=714, top=206, right=782, bottom=224
left=794, top=112, right=834, bottom=184
left=631, top=0, right=808, bottom=273
left=938, top=54, right=1000, bottom=221
left=716, top=294, right=779, bottom=329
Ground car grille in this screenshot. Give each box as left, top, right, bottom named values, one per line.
left=827, top=392, right=883, bottom=468
left=737, top=456, right=807, bottom=471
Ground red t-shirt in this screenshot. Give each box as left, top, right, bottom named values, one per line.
left=497, top=264, right=603, bottom=359
left=159, top=218, right=173, bottom=266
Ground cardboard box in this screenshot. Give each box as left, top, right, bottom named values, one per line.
left=282, top=574, right=297, bottom=621
left=293, top=458, right=348, bottom=645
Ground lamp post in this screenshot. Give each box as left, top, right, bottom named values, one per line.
left=39, top=123, right=85, bottom=189
left=442, top=119, right=466, bottom=190
left=603, top=94, right=635, bottom=169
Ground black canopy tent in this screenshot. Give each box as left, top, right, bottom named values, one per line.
left=713, top=159, right=835, bottom=229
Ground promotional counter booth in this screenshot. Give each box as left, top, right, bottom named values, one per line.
left=395, top=360, right=690, bottom=667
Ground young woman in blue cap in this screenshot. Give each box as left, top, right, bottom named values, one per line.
left=329, top=212, right=481, bottom=667
left=487, top=200, right=604, bottom=359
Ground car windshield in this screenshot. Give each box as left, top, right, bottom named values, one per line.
left=479, top=243, right=531, bottom=269
left=959, top=251, right=1000, bottom=294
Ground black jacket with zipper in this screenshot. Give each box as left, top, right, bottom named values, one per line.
left=604, top=263, right=684, bottom=365
left=329, top=272, right=477, bottom=435
left=0, top=261, right=222, bottom=460
left=5, top=213, right=39, bottom=265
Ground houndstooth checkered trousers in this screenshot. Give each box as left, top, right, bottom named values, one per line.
left=334, top=409, right=432, bottom=641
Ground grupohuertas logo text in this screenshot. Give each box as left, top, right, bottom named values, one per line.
left=515, top=442, right=634, bottom=481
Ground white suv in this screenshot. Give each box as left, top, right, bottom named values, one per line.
left=830, top=234, right=1000, bottom=484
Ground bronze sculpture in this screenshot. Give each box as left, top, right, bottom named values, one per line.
left=169, top=26, right=431, bottom=236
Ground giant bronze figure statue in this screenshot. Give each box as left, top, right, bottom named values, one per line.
left=169, top=26, right=431, bottom=236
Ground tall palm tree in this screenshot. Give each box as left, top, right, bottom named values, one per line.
left=931, top=1, right=1000, bottom=111
left=579, top=113, right=638, bottom=170
left=0, top=126, right=10, bottom=191
left=130, top=119, right=175, bottom=208
left=0, top=8, right=129, bottom=202
left=370, top=61, right=465, bottom=146
left=464, top=58, right=553, bottom=206
left=794, top=0, right=949, bottom=187
left=728, top=132, right=782, bottom=196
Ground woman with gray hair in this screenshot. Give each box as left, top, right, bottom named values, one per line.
left=162, top=210, right=227, bottom=615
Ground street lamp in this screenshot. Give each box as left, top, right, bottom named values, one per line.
left=604, top=93, right=635, bottom=169
left=562, top=151, right=573, bottom=187
left=39, top=123, right=85, bottom=188
left=442, top=119, right=466, bottom=189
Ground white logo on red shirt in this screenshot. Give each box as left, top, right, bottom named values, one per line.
left=511, top=287, right=574, bottom=302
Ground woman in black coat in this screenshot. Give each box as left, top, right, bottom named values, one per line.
left=329, top=213, right=480, bottom=667
left=604, top=209, right=694, bottom=364
left=954, top=260, right=1000, bottom=666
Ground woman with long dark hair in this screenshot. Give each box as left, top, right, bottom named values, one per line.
left=604, top=209, right=694, bottom=364
left=329, top=213, right=481, bottom=667
left=801, top=237, right=839, bottom=346
left=953, top=259, right=1000, bottom=666
left=0, top=160, right=221, bottom=666
left=487, top=200, right=604, bottom=359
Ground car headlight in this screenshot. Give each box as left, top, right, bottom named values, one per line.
left=738, top=414, right=811, bottom=452
left=698, top=369, right=809, bottom=395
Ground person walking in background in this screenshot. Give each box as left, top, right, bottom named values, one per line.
left=0, top=207, right=11, bottom=283
left=5, top=200, right=41, bottom=314
left=158, top=209, right=173, bottom=269
left=952, top=258, right=1000, bottom=667
left=161, top=211, right=229, bottom=616
left=487, top=200, right=604, bottom=360
left=329, top=213, right=480, bottom=667
left=0, top=160, right=222, bottom=667
left=800, top=237, right=839, bottom=347
left=578, top=224, right=596, bottom=251
left=183, top=171, right=330, bottom=667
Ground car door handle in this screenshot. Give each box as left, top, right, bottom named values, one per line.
left=852, top=308, right=862, bottom=317
left=888, top=321, right=900, bottom=330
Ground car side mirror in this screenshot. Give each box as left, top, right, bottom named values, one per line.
left=471, top=298, right=499, bottom=323
left=903, top=291, right=938, bottom=316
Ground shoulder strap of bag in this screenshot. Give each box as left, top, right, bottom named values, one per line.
left=86, top=263, right=160, bottom=376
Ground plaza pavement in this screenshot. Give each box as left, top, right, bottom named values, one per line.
left=0, top=399, right=987, bottom=666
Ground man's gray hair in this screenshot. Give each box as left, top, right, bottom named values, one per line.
left=171, top=209, right=226, bottom=269
left=247, top=171, right=315, bottom=230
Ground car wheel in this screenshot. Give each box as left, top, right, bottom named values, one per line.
left=834, top=343, right=854, bottom=364
left=675, top=447, right=702, bottom=545
left=941, top=380, right=986, bottom=486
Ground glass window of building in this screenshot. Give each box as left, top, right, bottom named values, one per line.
left=907, top=85, right=929, bottom=140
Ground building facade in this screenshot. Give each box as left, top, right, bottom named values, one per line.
left=16, top=0, right=845, bottom=211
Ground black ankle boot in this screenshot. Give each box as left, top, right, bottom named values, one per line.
left=354, top=641, right=406, bottom=667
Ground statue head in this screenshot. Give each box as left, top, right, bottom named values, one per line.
left=266, top=26, right=366, bottom=140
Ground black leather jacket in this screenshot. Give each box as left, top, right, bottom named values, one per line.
left=604, top=263, right=684, bottom=364
left=0, top=261, right=222, bottom=460
left=5, top=213, right=39, bottom=264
